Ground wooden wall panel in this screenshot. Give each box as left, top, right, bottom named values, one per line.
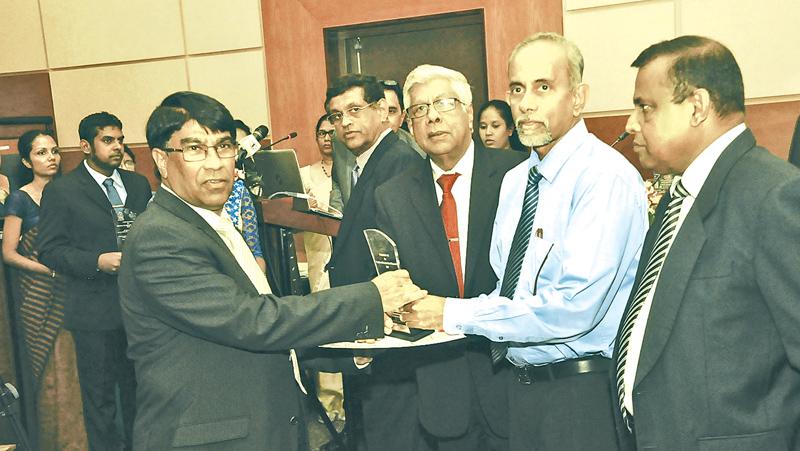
left=262, top=0, right=562, bottom=166
left=0, top=73, right=55, bottom=120
left=584, top=99, right=800, bottom=179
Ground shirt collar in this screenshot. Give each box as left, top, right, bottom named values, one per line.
left=161, top=184, right=226, bottom=230
left=679, top=123, right=746, bottom=198
left=355, top=128, right=392, bottom=171
left=430, top=140, right=475, bottom=179
left=84, top=160, right=122, bottom=187
left=526, top=119, right=589, bottom=183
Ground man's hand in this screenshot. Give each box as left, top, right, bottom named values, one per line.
left=97, top=252, right=122, bottom=274
left=401, top=295, right=446, bottom=331
left=371, top=270, right=427, bottom=313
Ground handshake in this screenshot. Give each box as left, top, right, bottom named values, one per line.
left=370, top=270, right=447, bottom=332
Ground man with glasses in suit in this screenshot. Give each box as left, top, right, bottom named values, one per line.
left=329, top=78, right=424, bottom=212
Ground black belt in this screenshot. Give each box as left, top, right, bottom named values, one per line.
left=513, top=356, right=610, bottom=385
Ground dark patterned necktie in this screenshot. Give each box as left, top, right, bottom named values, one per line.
left=615, top=178, right=690, bottom=430
left=490, top=166, right=543, bottom=364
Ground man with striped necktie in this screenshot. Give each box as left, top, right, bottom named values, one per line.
left=402, top=32, right=647, bottom=451
left=612, top=35, right=800, bottom=451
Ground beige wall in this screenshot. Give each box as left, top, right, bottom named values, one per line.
left=563, top=0, right=800, bottom=115
left=0, top=0, right=270, bottom=149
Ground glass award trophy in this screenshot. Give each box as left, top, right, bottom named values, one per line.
left=363, top=229, right=433, bottom=341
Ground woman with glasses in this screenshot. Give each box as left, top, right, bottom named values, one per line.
left=2, top=130, right=88, bottom=450
left=300, top=114, right=335, bottom=292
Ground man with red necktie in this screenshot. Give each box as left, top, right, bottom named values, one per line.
left=371, top=65, right=525, bottom=451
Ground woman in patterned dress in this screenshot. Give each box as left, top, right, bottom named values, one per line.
left=2, top=130, right=88, bottom=450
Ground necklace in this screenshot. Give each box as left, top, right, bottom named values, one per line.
left=321, top=160, right=332, bottom=178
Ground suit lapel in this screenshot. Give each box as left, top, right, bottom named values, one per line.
left=634, top=129, right=756, bottom=386
left=464, top=145, right=497, bottom=294
left=75, top=162, right=115, bottom=213
left=333, top=131, right=396, bottom=259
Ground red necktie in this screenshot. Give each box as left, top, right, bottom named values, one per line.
left=437, top=173, right=464, bottom=297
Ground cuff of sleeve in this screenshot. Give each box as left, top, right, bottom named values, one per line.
left=443, top=297, right=467, bottom=335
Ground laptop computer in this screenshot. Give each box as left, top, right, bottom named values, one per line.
left=251, top=149, right=342, bottom=219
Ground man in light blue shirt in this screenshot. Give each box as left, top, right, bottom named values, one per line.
left=404, top=32, right=648, bottom=451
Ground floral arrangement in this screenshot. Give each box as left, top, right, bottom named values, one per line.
left=644, top=174, right=672, bottom=223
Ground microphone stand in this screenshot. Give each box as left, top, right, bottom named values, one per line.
left=0, top=374, right=32, bottom=450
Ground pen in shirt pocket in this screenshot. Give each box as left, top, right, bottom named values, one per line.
left=533, top=228, right=551, bottom=296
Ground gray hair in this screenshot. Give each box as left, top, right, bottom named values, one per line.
left=402, top=64, right=473, bottom=110
left=509, top=32, right=584, bottom=89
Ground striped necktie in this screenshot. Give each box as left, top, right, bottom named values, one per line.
left=490, top=166, right=543, bottom=364
left=615, top=178, right=690, bottom=430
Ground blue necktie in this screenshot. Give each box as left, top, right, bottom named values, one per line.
left=490, top=166, right=543, bottom=364
left=103, top=178, right=123, bottom=213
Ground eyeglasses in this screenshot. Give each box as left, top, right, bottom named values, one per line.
left=162, top=141, right=237, bottom=162
left=316, top=129, right=335, bottom=138
left=327, top=101, right=378, bottom=125
left=406, top=98, right=464, bottom=119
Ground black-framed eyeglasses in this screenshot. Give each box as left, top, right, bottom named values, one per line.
left=327, top=101, right=378, bottom=124
left=406, top=98, right=464, bottom=119
left=162, top=141, right=237, bottom=162
left=316, top=129, right=335, bottom=138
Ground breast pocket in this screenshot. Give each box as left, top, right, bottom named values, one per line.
left=529, top=236, right=555, bottom=295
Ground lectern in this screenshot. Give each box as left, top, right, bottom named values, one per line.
left=258, top=197, right=340, bottom=294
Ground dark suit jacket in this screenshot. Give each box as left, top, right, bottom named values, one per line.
left=327, top=130, right=420, bottom=287
left=37, top=162, right=151, bottom=330
left=612, top=129, right=800, bottom=451
left=330, top=128, right=424, bottom=212
left=118, top=188, right=385, bottom=450
left=374, top=144, right=526, bottom=438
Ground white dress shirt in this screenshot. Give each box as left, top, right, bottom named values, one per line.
left=84, top=160, right=127, bottom=204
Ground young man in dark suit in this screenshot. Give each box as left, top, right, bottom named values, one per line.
left=371, top=65, right=527, bottom=451
left=37, top=112, right=152, bottom=450
left=118, top=91, right=422, bottom=450
left=613, top=36, right=800, bottom=450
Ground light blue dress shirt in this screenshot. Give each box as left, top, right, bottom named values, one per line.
left=443, top=120, right=648, bottom=366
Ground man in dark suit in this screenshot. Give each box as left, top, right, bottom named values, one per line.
left=328, top=78, right=424, bottom=212
left=324, top=74, right=420, bottom=288
left=321, top=74, right=420, bottom=447
left=117, top=91, right=424, bottom=450
left=37, top=112, right=152, bottom=450
left=371, top=65, right=526, bottom=450
left=613, top=35, right=800, bottom=450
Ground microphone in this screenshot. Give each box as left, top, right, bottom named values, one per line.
left=265, top=131, right=298, bottom=149
left=610, top=131, right=630, bottom=147
left=237, top=125, right=269, bottom=161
